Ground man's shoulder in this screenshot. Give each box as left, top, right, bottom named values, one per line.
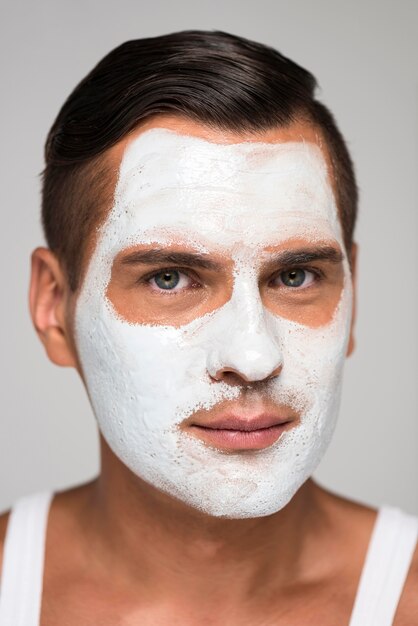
left=317, top=488, right=418, bottom=624
left=395, top=538, right=418, bottom=625
left=0, top=509, right=10, bottom=542
left=0, top=509, right=11, bottom=575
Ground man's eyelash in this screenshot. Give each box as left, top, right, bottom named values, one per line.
left=136, top=267, right=197, bottom=285
left=271, top=265, right=325, bottom=281
left=136, top=264, right=326, bottom=290
left=138, top=268, right=204, bottom=296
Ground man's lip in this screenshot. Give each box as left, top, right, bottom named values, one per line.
left=187, top=413, right=295, bottom=451
left=190, top=414, right=292, bottom=431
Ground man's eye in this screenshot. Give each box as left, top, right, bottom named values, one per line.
left=148, top=270, right=191, bottom=292
left=276, top=268, right=315, bottom=288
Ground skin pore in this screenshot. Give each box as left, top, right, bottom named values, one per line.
left=1, top=116, right=416, bottom=625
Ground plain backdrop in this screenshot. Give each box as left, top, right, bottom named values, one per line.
left=0, top=0, right=416, bottom=514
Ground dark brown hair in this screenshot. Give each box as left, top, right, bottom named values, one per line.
left=42, top=30, right=358, bottom=290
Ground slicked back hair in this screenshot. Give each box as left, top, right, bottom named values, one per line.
left=42, top=30, right=358, bottom=290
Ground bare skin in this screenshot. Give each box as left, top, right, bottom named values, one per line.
left=0, top=117, right=416, bottom=625
left=0, top=476, right=416, bottom=625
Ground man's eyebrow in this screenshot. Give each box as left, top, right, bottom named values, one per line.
left=119, top=245, right=343, bottom=271
left=119, top=249, right=222, bottom=271
left=268, top=245, right=344, bottom=266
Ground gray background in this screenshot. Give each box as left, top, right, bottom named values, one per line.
left=0, top=0, right=416, bottom=514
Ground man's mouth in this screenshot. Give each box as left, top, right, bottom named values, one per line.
left=187, top=413, right=295, bottom=451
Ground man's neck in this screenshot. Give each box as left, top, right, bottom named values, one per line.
left=73, top=438, right=338, bottom=607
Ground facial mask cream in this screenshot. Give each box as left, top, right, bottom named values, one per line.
left=75, top=128, right=352, bottom=518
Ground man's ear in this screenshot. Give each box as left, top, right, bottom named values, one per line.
left=346, top=242, right=357, bottom=357
left=29, top=247, right=78, bottom=367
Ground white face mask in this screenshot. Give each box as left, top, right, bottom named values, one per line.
left=75, top=128, right=353, bottom=518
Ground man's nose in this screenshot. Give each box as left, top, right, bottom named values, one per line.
left=207, top=339, right=283, bottom=385
left=206, top=283, right=283, bottom=385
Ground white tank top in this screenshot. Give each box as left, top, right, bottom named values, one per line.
left=0, top=493, right=417, bottom=625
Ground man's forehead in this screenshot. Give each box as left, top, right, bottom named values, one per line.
left=118, top=126, right=330, bottom=185
left=103, top=126, right=342, bottom=253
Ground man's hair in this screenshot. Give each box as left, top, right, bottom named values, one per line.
left=42, top=30, right=358, bottom=290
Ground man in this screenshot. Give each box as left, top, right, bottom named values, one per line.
left=0, top=30, right=416, bottom=625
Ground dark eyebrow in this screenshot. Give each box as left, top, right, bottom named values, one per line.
left=119, top=249, right=222, bottom=271
left=119, top=245, right=343, bottom=272
left=268, top=245, right=344, bottom=267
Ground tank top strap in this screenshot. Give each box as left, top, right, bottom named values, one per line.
left=349, top=506, right=418, bottom=626
left=0, top=491, right=53, bottom=626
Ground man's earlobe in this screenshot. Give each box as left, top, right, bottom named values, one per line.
left=29, top=247, right=78, bottom=367
left=346, top=334, right=355, bottom=356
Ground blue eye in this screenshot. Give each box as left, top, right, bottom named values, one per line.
left=153, top=270, right=181, bottom=290
left=280, top=269, right=309, bottom=287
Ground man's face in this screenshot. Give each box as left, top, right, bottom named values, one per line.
left=74, top=117, right=354, bottom=518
